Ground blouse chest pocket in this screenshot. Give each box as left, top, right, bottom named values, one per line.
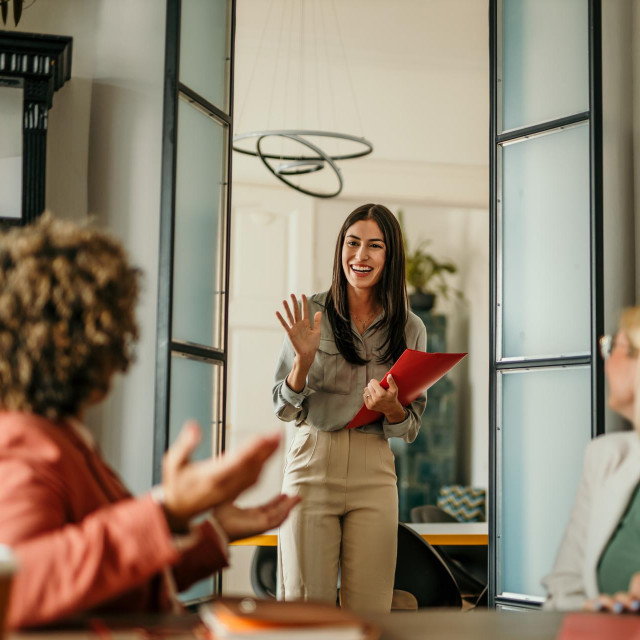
left=308, top=338, right=353, bottom=395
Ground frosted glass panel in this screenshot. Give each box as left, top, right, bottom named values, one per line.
left=502, top=0, right=589, bottom=131
left=502, top=124, right=590, bottom=359
left=168, top=355, right=221, bottom=601
left=172, top=99, right=226, bottom=349
left=180, top=0, right=228, bottom=111
left=500, top=366, right=591, bottom=597
left=168, top=356, right=222, bottom=462
left=0, top=86, right=22, bottom=219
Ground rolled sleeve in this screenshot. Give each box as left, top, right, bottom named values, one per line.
left=279, top=379, right=314, bottom=409
left=273, top=337, right=315, bottom=423
left=382, top=392, right=426, bottom=443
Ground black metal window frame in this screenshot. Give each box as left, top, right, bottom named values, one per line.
left=154, top=0, right=236, bottom=486
left=488, top=0, right=603, bottom=608
left=0, top=30, right=72, bottom=225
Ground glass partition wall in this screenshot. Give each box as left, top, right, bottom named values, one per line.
left=154, top=0, right=235, bottom=603
left=489, top=0, right=603, bottom=607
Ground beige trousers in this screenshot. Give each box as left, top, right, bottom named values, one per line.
left=278, top=426, right=398, bottom=614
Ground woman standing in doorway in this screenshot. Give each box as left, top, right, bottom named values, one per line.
left=272, top=203, right=427, bottom=613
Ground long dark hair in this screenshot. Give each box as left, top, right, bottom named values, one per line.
left=325, top=203, right=408, bottom=366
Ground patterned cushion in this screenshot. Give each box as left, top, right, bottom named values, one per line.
left=437, top=485, right=486, bottom=522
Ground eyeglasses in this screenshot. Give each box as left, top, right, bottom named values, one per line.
left=599, top=334, right=639, bottom=360
left=599, top=334, right=614, bottom=360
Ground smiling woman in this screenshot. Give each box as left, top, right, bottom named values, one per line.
left=272, top=203, right=427, bottom=614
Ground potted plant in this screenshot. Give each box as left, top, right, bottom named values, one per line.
left=398, top=210, right=463, bottom=312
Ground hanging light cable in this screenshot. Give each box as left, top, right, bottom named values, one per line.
left=233, top=0, right=374, bottom=199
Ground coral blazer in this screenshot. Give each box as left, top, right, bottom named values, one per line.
left=0, top=412, right=228, bottom=629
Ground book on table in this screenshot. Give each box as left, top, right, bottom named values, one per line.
left=346, top=349, right=467, bottom=430
left=199, top=597, right=379, bottom=640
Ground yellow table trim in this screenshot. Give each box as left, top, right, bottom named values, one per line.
left=232, top=534, right=278, bottom=546
left=231, top=533, right=488, bottom=547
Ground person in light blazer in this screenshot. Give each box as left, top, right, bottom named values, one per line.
left=0, top=215, right=299, bottom=629
left=272, top=204, right=427, bottom=614
left=543, top=306, right=640, bottom=612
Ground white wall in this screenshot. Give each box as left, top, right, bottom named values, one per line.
left=83, top=2, right=166, bottom=494
left=6, top=0, right=166, bottom=493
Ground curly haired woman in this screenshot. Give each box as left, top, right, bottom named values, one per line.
left=0, top=215, right=298, bottom=629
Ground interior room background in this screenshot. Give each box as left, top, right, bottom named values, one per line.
left=2, top=0, right=640, bottom=603
left=224, top=0, right=489, bottom=594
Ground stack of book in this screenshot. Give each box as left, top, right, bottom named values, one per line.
left=199, top=597, right=378, bottom=640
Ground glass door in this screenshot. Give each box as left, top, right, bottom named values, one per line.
left=154, top=0, right=235, bottom=602
left=489, top=0, right=603, bottom=607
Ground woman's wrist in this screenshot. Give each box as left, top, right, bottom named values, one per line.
left=286, top=354, right=314, bottom=392
left=294, top=352, right=315, bottom=371
left=385, top=404, right=407, bottom=424
left=151, top=485, right=191, bottom=534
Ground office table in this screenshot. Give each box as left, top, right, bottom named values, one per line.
left=370, top=609, right=565, bottom=640
left=231, top=522, right=488, bottom=547
left=8, top=609, right=569, bottom=640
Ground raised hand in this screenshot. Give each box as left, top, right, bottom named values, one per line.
left=276, top=294, right=322, bottom=366
left=213, top=494, right=302, bottom=542
left=161, top=421, right=282, bottom=526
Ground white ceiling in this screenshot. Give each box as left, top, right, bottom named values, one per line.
left=233, top=0, right=489, bottom=204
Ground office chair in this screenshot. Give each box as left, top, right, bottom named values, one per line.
left=394, top=522, right=462, bottom=608
left=410, top=505, right=487, bottom=603
left=250, top=546, right=278, bottom=599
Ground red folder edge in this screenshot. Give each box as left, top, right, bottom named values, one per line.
left=345, top=349, right=467, bottom=430
left=557, top=613, right=640, bottom=640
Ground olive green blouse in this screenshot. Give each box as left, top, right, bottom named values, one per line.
left=597, top=481, right=640, bottom=594
left=272, top=291, right=427, bottom=443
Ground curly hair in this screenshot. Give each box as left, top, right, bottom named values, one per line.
left=0, top=214, right=141, bottom=420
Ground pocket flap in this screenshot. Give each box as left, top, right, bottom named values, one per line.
left=318, top=338, right=342, bottom=355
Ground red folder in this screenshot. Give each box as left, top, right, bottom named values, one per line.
left=345, top=349, right=467, bottom=429
left=557, top=613, right=640, bottom=640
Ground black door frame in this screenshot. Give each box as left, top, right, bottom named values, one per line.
left=488, top=0, right=603, bottom=608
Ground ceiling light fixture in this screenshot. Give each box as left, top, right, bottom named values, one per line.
left=233, top=0, right=374, bottom=199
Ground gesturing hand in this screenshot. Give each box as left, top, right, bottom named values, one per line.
left=161, top=421, right=281, bottom=526
left=214, top=494, right=302, bottom=542
left=276, top=294, right=322, bottom=366
left=584, top=572, right=640, bottom=614
left=363, top=374, right=406, bottom=424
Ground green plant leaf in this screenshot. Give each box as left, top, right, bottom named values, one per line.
left=13, top=0, right=22, bottom=25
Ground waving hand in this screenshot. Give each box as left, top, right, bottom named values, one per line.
left=276, top=294, right=322, bottom=366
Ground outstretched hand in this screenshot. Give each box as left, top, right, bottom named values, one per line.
left=161, top=421, right=282, bottom=527
left=276, top=294, right=322, bottom=366
left=214, top=494, right=302, bottom=542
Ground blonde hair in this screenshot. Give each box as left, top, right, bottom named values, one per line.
left=0, top=214, right=140, bottom=420
left=620, top=306, right=640, bottom=431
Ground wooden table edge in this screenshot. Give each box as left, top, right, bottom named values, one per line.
left=231, top=534, right=488, bottom=547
